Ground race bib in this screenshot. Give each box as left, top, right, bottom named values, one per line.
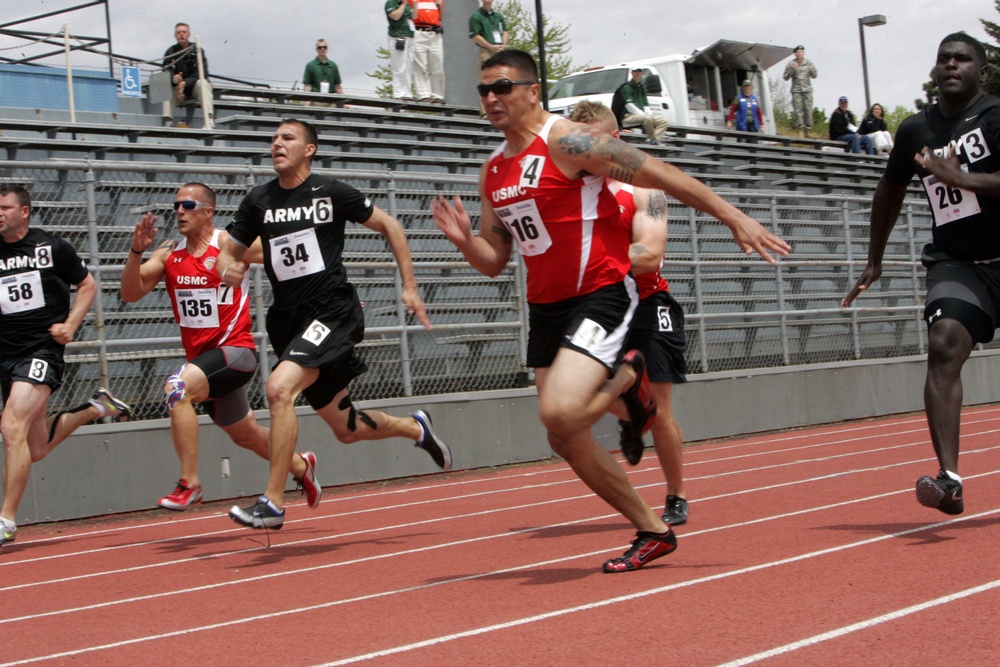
left=0, top=270, right=45, bottom=314
left=176, top=287, right=219, bottom=328
left=657, top=305, right=674, bottom=332
left=922, top=168, right=981, bottom=226
left=270, top=228, right=325, bottom=281
left=494, top=198, right=553, bottom=256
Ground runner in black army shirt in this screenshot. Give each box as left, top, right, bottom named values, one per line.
left=0, top=184, right=131, bottom=547
left=843, top=34, right=1000, bottom=516
left=216, top=119, right=452, bottom=529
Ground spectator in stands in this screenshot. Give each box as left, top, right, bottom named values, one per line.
left=215, top=119, right=452, bottom=530
left=410, top=0, right=445, bottom=103
left=783, top=45, right=818, bottom=137
left=829, top=96, right=874, bottom=154
left=119, top=183, right=321, bottom=513
left=569, top=101, right=692, bottom=527
left=726, top=79, right=764, bottom=143
left=860, top=102, right=894, bottom=155
left=302, top=39, right=343, bottom=107
left=469, top=0, right=508, bottom=117
left=842, top=33, right=999, bottom=517
left=162, top=22, right=213, bottom=128
left=621, top=66, right=668, bottom=143
left=385, top=0, right=415, bottom=101
left=0, top=184, right=132, bottom=548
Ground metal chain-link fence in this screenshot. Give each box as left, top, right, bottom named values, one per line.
left=1, top=159, right=963, bottom=421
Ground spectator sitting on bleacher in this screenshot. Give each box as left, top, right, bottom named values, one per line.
left=829, top=96, right=873, bottom=154
left=162, top=22, right=213, bottom=128
left=619, top=67, right=668, bottom=143
left=860, top=102, right=894, bottom=155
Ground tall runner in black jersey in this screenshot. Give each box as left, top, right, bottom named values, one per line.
left=842, top=34, right=1000, bottom=516
left=0, top=184, right=132, bottom=547
left=216, top=119, right=452, bottom=530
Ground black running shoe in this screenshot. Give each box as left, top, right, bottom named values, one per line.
left=228, top=495, right=285, bottom=529
left=662, top=495, right=689, bottom=526
left=602, top=528, right=678, bottom=573
left=915, top=470, right=964, bottom=515
left=618, top=419, right=645, bottom=466
left=412, top=410, right=453, bottom=470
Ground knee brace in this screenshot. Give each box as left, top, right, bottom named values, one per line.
left=165, top=363, right=188, bottom=411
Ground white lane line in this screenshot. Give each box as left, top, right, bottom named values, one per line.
left=4, top=441, right=999, bottom=594
left=715, top=578, right=1000, bottom=666
left=4, top=410, right=980, bottom=553
left=3, top=470, right=998, bottom=661
left=4, top=501, right=997, bottom=667
left=5, top=410, right=995, bottom=563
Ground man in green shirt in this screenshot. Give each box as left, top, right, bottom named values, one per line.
left=620, top=67, right=668, bottom=142
left=302, top=38, right=343, bottom=107
left=385, top=0, right=414, bottom=100
left=469, top=0, right=508, bottom=117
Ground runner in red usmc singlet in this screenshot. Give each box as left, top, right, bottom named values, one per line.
left=434, top=50, right=789, bottom=572
left=121, top=183, right=322, bottom=512
left=571, top=100, right=691, bottom=527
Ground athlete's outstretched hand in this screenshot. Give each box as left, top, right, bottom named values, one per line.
left=220, top=261, right=248, bottom=287
left=725, top=213, right=792, bottom=264
left=841, top=261, right=883, bottom=307
left=432, top=195, right=474, bottom=249
left=131, top=212, right=159, bottom=254
left=402, top=286, right=432, bottom=331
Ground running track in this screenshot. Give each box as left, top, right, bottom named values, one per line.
left=3, top=406, right=1000, bottom=666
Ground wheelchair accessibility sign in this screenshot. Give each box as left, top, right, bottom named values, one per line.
left=120, top=66, right=142, bottom=98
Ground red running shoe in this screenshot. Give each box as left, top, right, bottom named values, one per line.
left=602, top=529, right=677, bottom=573
left=619, top=350, right=657, bottom=465
left=158, top=479, right=203, bottom=511
left=296, top=451, right=323, bottom=509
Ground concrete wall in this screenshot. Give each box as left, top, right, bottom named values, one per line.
left=10, top=351, right=1000, bottom=525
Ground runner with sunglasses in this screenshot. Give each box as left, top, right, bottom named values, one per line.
left=121, top=182, right=322, bottom=512
left=433, top=50, right=789, bottom=573
left=215, top=119, right=452, bottom=530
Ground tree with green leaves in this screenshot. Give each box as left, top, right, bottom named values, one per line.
left=366, top=1, right=585, bottom=98
left=982, top=0, right=1000, bottom=96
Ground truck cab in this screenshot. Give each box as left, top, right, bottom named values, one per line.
left=547, top=64, right=675, bottom=129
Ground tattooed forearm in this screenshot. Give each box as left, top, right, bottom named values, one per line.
left=647, top=190, right=668, bottom=221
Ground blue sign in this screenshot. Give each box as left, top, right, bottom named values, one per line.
left=120, top=66, right=141, bottom=98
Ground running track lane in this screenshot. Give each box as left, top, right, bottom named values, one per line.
left=2, top=407, right=999, bottom=666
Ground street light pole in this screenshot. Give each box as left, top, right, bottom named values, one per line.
left=858, top=14, right=887, bottom=111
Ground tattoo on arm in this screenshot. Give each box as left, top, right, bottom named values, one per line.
left=490, top=223, right=512, bottom=240
left=629, top=243, right=649, bottom=260
left=555, top=127, right=646, bottom=184
left=647, top=190, right=668, bottom=221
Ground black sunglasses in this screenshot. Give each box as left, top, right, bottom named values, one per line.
left=173, top=200, right=210, bottom=211
left=477, top=79, right=535, bottom=97
left=316, top=45, right=328, bottom=50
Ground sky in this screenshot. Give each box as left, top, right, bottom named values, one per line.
left=1, top=0, right=994, bottom=116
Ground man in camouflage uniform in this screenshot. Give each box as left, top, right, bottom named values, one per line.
left=783, top=45, right=818, bottom=136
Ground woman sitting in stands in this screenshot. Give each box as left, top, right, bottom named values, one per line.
left=860, top=103, right=894, bottom=155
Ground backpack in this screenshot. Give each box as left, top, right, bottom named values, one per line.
left=610, top=82, right=627, bottom=128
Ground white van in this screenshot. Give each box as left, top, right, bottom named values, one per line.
left=547, top=64, right=675, bottom=128
left=547, top=41, right=794, bottom=134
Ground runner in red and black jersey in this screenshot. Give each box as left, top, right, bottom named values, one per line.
left=433, top=50, right=789, bottom=572
left=121, top=183, right=322, bottom=513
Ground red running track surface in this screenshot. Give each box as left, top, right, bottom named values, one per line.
left=2, top=407, right=1000, bottom=666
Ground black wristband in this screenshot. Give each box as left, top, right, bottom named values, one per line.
left=130, top=247, right=142, bottom=255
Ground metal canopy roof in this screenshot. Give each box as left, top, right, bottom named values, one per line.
left=687, top=39, right=794, bottom=72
